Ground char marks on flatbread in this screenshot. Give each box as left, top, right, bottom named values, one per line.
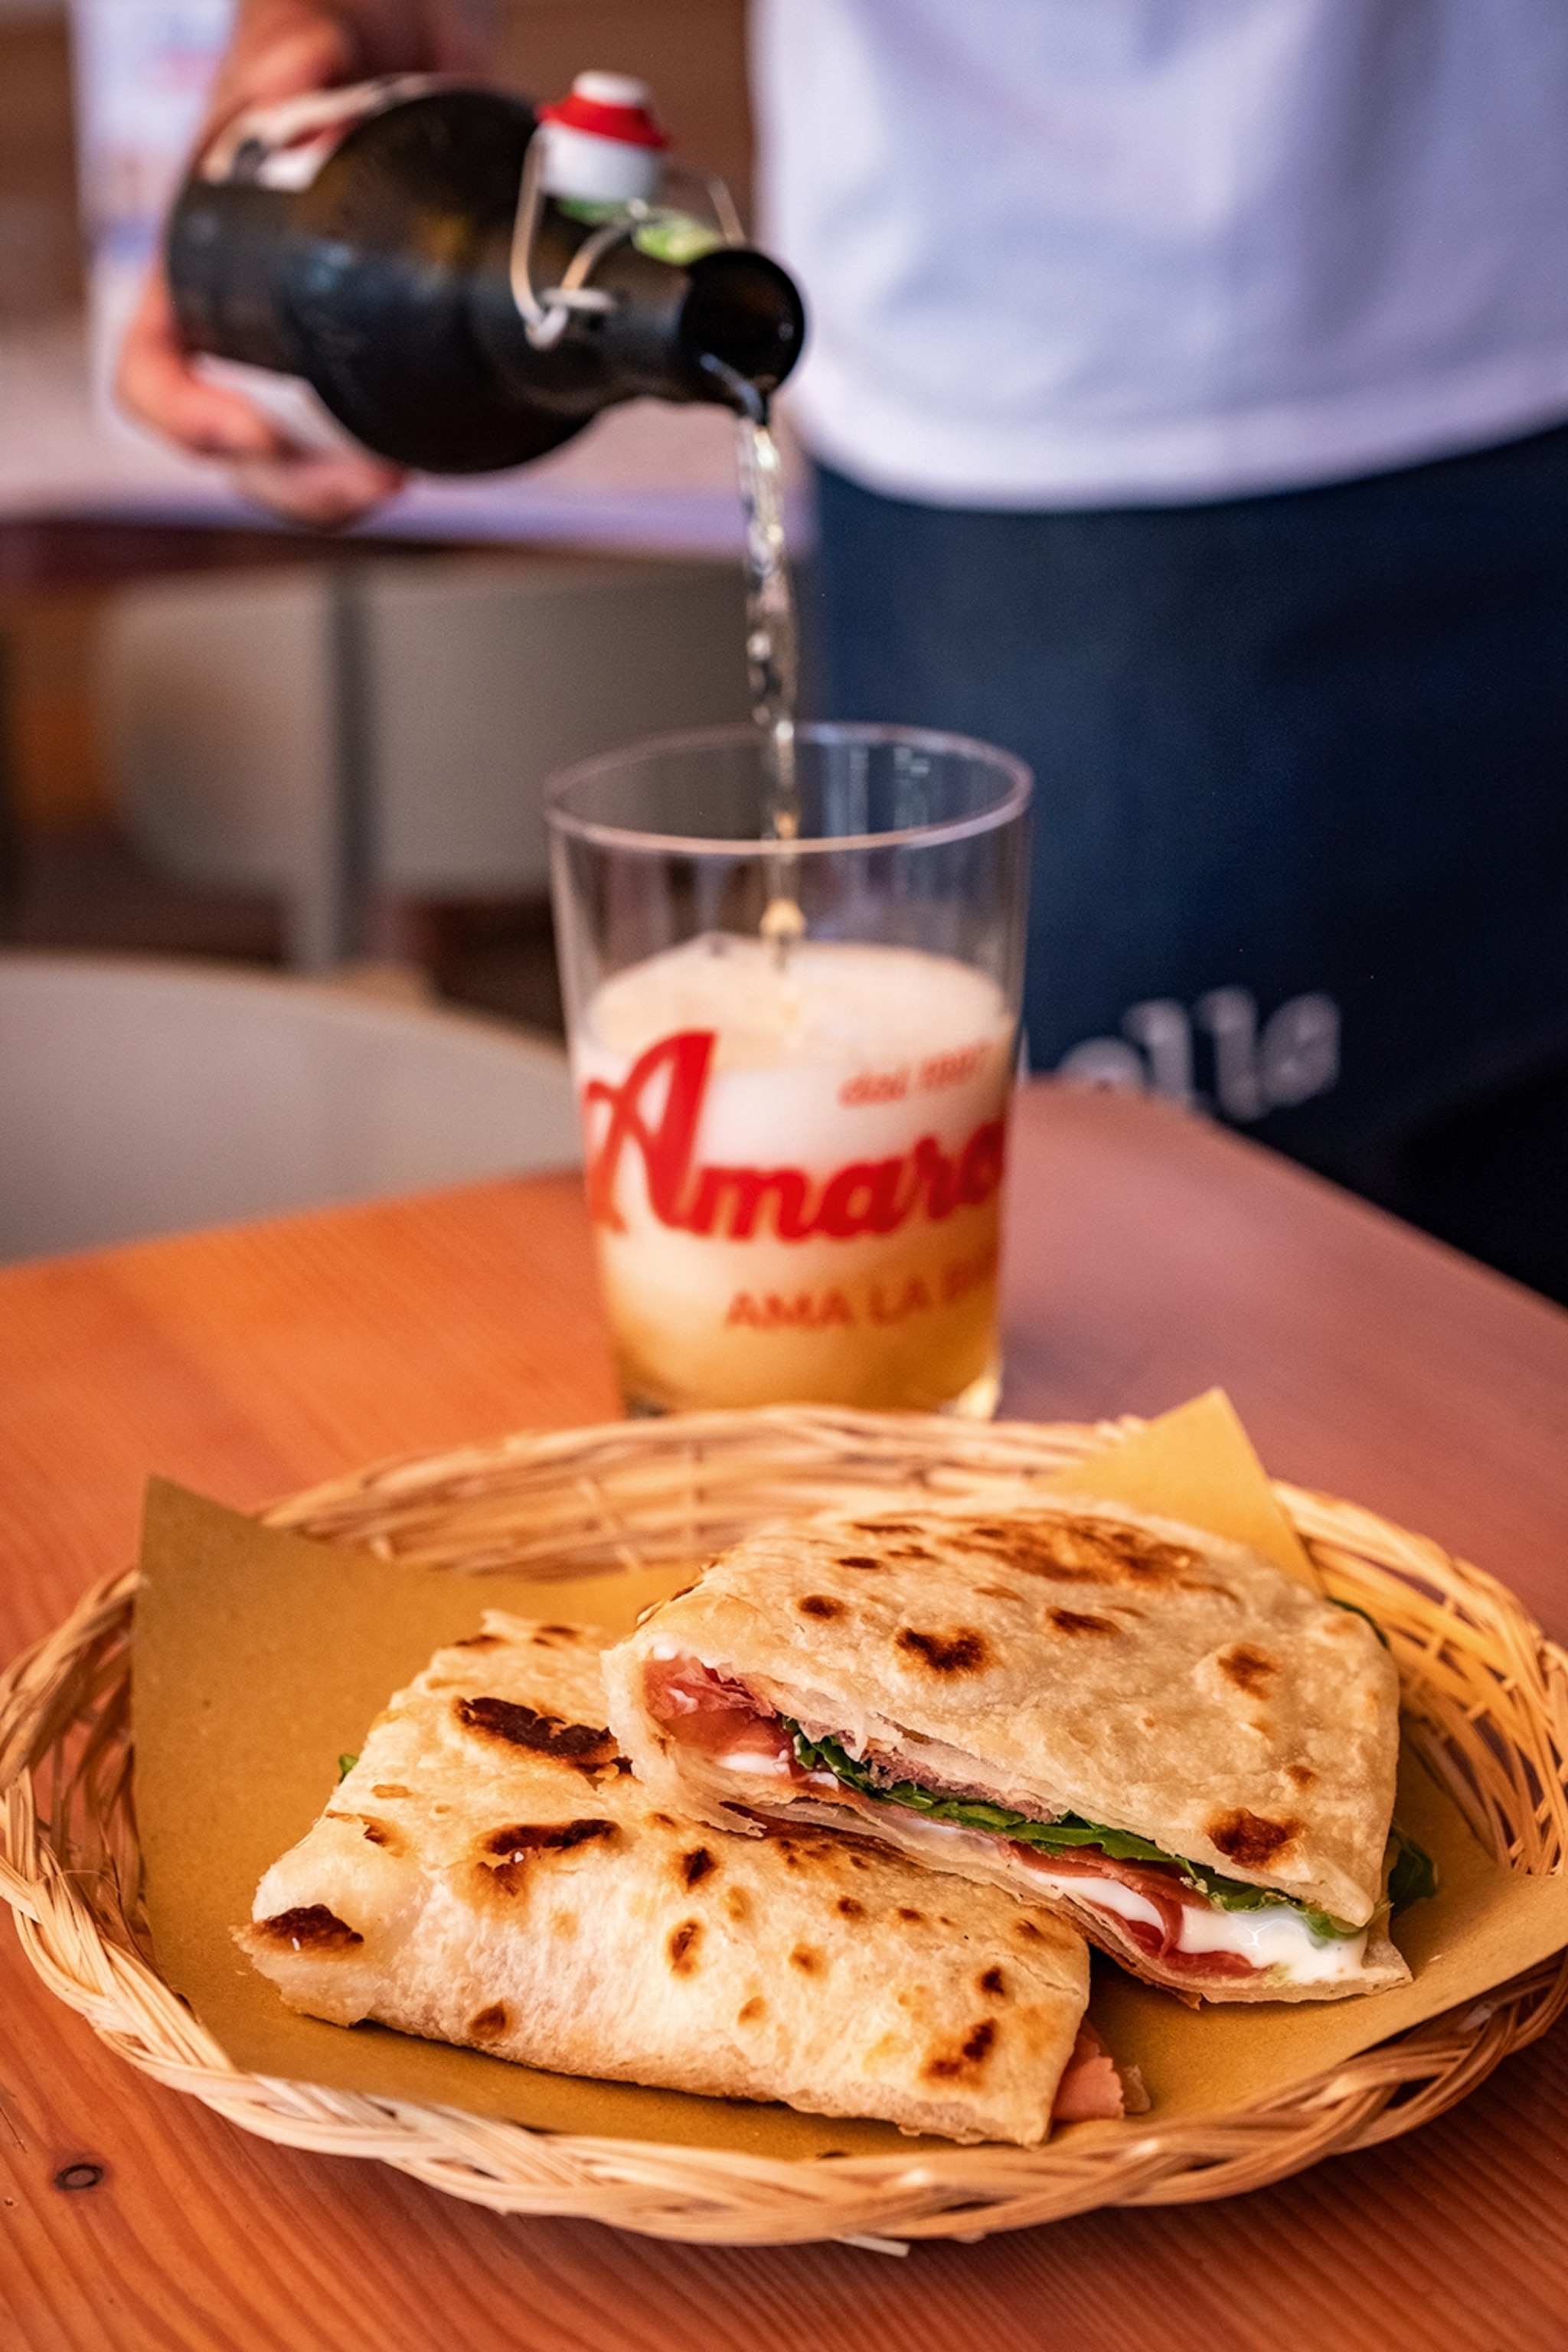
left=603, top=1494, right=1409, bottom=2005
left=238, top=1614, right=1093, bottom=2146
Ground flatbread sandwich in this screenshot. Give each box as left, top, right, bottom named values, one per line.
left=603, top=1496, right=1427, bottom=2004
left=239, top=1612, right=1124, bottom=2145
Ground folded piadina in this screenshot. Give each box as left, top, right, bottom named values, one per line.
left=603, top=1495, right=1430, bottom=2004
left=238, top=1612, right=1123, bottom=2145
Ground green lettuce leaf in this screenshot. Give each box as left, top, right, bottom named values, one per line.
left=1387, top=1824, right=1439, bottom=1911
left=786, top=1723, right=1356, bottom=1940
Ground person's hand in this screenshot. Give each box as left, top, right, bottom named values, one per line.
left=115, top=3, right=498, bottom=528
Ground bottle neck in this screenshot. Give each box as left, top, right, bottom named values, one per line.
left=475, top=212, right=805, bottom=418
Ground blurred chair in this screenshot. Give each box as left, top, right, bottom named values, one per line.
left=98, top=554, right=751, bottom=968
left=0, top=951, right=581, bottom=1261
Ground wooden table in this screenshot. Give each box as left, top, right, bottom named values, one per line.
left=3, top=1082, right=1566, bottom=2352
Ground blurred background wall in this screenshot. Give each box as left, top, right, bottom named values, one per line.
left=0, top=1, right=83, bottom=325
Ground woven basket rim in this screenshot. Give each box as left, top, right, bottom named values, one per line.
left=5, top=1406, right=1566, bottom=2246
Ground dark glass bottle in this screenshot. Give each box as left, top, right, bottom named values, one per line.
left=167, top=80, right=805, bottom=474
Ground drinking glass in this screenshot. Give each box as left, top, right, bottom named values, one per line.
left=545, top=722, right=1032, bottom=1416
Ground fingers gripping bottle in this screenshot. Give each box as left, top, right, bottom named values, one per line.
left=167, top=70, right=805, bottom=472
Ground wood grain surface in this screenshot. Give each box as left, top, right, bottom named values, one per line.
left=3, top=1080, right=1566, bottom=2352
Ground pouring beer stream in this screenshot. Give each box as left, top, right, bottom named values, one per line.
left=701, top=355, right=805, bottom=962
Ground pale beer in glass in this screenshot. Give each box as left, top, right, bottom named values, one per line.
left=546, top=725, right=1031, bottom=1416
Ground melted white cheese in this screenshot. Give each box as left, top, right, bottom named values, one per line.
left=1171, top=1900, right=1370, bottom=1981
left=1023, top=1864, right=1372, bottom=1984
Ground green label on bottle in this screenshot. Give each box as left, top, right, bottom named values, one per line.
left=632, top=214, right=725, bottom=264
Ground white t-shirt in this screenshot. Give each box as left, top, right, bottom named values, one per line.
left=752, top=0, right=1568, bottom=507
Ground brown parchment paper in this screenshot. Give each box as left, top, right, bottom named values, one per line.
left=1044, top=1387, right=1321, bottom=1588
left=134, top=1395, right=1568, bottom=2160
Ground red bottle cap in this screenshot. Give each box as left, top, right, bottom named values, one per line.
left=539, top=71, right=669, bottom=152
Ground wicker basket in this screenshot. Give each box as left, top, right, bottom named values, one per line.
left=3, top=1406, right=1566, bottom=2247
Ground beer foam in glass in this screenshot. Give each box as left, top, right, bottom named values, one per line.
left=547, top=724, right=1032, bottom=1416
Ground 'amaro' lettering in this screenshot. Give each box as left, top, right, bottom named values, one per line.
left=583, top=1029, right=1005, bottom=1243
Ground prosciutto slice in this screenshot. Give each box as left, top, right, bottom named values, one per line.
left=642, top=1658, right=797, bottom=1763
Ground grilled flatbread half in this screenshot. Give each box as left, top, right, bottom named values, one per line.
left=237, top=1612, right=1099, bottom=2147
left=602, top=1496, right=1412, bottom=2005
